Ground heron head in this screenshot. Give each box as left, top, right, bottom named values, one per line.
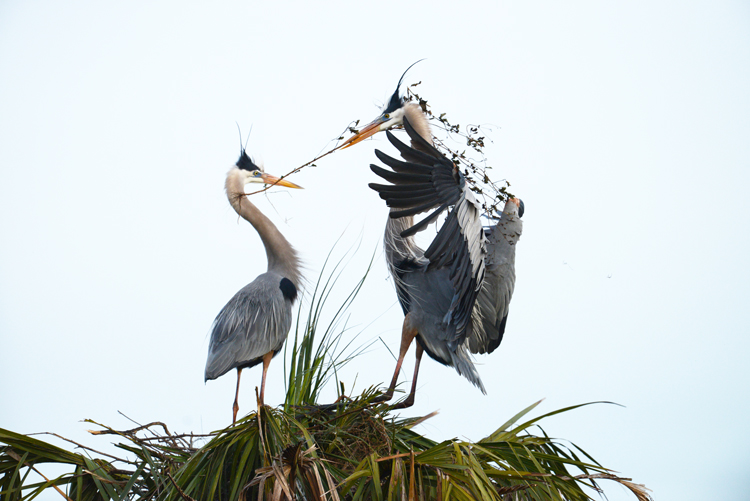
left=235, top=150, right=302, bottom=189
left=503, top=197, right=524, bottom=218
left=339, top=105, right=406, bottom=149
left=338, top=60, right=424, bottom=150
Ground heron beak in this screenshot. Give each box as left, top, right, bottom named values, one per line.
left=260, top=173, right=303, bottom=189
left=506, top=198, right=524, bottom=217
left=338, top=117, right=387, bottom=150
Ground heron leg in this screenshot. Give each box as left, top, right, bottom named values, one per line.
left=375, top=313, right=418, bottom=403
left=259, top=351, right=274, bottom=407
left=232, top=368, right=243, bottom=424
left=392, top=343, right=423, bottom=409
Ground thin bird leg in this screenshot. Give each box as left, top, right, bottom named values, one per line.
left=374, top=313, right=418, bottom=403
left=259, top=351, right=274, bottom=407
left=392, top=343, right=424, bottom=409
left=232, top=368, right=243, bottom=424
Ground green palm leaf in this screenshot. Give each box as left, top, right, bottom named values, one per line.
left=0, top=252, right=651, bottom=501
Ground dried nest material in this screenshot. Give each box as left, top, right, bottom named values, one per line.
left=404, top=85, right=514, bottom=219
left=324, top=413, right=390, bottom=467
left=2, top=397, right=652, bottom=501
left=295, top=400, right=393, bottom=472
left=245, top=86, right=514, bottom=222
left=331, top=411, right=390, bottom=462
left=85, top=415, right=212, bottom=460
left=246, top=442, right=339, bottom=501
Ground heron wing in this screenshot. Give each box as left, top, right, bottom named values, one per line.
left=369, top=117, right=486, bottom=339
left=205, top=273, right=292, bottom=381
left=469, top=261, right=515, bottom=354
left=396, top=268, right=485, bottom=393
left=467, top=214, right=522, bottom=354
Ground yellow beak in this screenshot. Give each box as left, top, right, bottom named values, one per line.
left=260, top=173, right=303, bottom=189
left=337, top=117, right=387, bottom=150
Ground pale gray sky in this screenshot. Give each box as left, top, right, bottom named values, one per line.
left=1, top=1, right=749, bottom=500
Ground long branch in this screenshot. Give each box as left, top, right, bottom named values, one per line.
left=245, top=140, right=348, bottom=197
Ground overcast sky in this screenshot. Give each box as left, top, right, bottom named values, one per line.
left=1, top=2, right=749, bottom=500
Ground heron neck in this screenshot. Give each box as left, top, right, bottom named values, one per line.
left=225, top=168, right=301, bottom=288
left=384, top=214, right=424, bottom=266
left=491, top=204, right=523, bottom=247
left=403, top=103, right=433, bottom=146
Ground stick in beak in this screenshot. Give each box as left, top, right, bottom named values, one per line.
left=337, top=118, right=386, bottom=150
left=260, top=173, right=303, bottom=189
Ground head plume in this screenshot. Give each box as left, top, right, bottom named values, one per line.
left=235, top=124, right=261, bottom=172
left=236, top=150, right=262, bottom=172
left=383, top=59, right=425, bottom=115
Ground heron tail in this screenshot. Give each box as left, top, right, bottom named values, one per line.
left=449, top=346, right=486, bottom=394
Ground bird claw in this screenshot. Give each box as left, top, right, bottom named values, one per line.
left=389, top=395, right=415, bottom=410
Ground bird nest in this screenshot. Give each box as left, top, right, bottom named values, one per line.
left=294, top=400, right=394, bottom=471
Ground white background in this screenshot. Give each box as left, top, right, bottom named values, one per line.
left=1, top=2, right=749, bottom=500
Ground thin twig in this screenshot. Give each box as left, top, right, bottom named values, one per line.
left=90, top=420, right=172, bottom=438
left=166, top=472, right=198, bottom=501
left=135, top=433, right=214, bottom=442
left=29, top=432, right=132, bottom=465
left=245, top=144, right=345, bottom=197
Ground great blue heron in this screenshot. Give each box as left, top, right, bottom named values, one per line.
left=340, top=75, right=523, bottom=408
left=205, top=151, right=302, bottom=423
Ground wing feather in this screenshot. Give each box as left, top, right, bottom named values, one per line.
left=368, top=116, right=486, bottom=340
left=466, top=206, right=522, bottom=354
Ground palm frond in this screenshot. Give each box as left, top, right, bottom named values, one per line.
left=0, top=253, right=650, bottom=501
left=284, top=240, right=376, bottom=409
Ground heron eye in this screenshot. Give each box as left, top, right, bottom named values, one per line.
left=384, top=113, right=390, bottom=119
left=253, top=171, right=262, bottom=177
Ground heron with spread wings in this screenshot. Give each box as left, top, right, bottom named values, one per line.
left=340, top=73, right=524, bottom=408
left=205, top=151, right=302, bottom=423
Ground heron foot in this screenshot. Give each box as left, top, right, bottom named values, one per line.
left=290, top=402, right=343, bottom=421
left=389, top=394, right=415, bottom=410
left=371, top=388, right=396, bottom=404
left=309, top=403, right=341, bottom=413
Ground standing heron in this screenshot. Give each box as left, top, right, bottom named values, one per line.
left=205, top=151, right=302, bottom=423
left=339, top=73, right=523, bottom=407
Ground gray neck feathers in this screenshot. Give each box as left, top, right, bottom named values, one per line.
left=486, top=209, right=522, bottom=269
left=495, top=203, right=523, bottom=246
left=225, top=168, right=301, bottom=288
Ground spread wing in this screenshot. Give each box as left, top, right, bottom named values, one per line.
left=467, top=210, right=522, bottom=354
left=368, top=117, right=486, bottom=336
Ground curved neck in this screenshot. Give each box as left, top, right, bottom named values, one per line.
left=403, top=102, right=433, bottom=147
left=225, top=168, right=300, bottom=288
left=491, top=202, right=523, bottom=247
left=384, top=215, right=424, bottom=265
left=385, top=103, right=432, bottom=262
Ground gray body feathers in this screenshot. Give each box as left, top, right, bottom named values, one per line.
left=204, top=165, right=301, bottom=383
left=205, top=272, right=294, bottom=381
left=401, top=261, right=486, bottom=392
